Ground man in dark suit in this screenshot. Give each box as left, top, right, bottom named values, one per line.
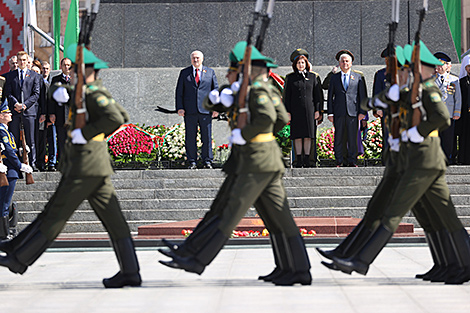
left=373, top=48, right=390, bottom=158
left=327, top=50, right=367, bottom=167
left=48, top=58, right=72, bottom=171
left=3, top=51, right=40, bottom=169
left=176, top=50, right=218, bottom=169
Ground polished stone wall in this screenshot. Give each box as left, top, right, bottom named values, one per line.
left=93, top=0, right=457, bottom=67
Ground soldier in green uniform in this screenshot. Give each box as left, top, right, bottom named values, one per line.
left=331, top=41, right=470, bottom=285
left=159, top=42, right=311, bottom=286
left=0, top=44, right=141, bottom=288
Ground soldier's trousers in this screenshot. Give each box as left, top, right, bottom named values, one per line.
left=37, top=175, right=131, bottom=241
left=218, top=171, right=299, bottom=238
left=382, top=168, right=462, bottom=233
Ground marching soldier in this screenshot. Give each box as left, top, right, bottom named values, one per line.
left=0, top=44, right=141, bottom=288
left=433, top=52, right=461, bottom=164
left=330, top=41, right=470, bottom=285
left=159, top=42, right=311, bottom=286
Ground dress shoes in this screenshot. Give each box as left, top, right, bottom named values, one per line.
left=102, top=271, right=142, bottom=288
left=271, top=270, right=312, bottom=286
left=159, top=256, right=205, bottom=275
left=321, top=260, right=340, bottom=271
left=316, top=247, right=338, bottom=261
left=258, top=267, right=285, bottom=282
left=348, top=163, right=358, bottom=168
left=332, top=256, right=369, bottom=275
left=188, top=162, right=197, bottom=170
left=47, top=165, right=57, bottom=172
left=204, top=162, right=213, bottom=169
left=31, top=165, right=38, bottom=172
left=0, top=255, right=28, bottom=274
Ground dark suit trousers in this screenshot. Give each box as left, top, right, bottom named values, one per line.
left=334, top=115, right=358, bottom=165
left=184, top=113, right=213, bottom=163
left=10, top=115, right=36, bottom=166
left=439, top=119, right=454, bottom=162
left=36, top=122, right=47, bottom=168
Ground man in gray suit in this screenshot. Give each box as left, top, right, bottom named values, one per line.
left=176, top=50, right=219, bottom=169
left=433, top=52, right=461, bottom=164
left=327, top=50, right=367, bottom=167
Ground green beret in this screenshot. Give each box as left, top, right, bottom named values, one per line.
left=231, top=41, right=275, bottom=65
left=290, top=48, right=309, bottom=63
left=66, top=43, right=103, bottom=65
left=403, top=40, right=442, bottom=67
left=335, top=49, right=354, bottom=62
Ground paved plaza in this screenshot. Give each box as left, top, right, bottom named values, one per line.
left=0, top=243, right=469, bottom=313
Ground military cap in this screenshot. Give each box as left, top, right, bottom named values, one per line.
left=403, top=40, right=442, bottom=67
left=94, top=61, right=109, bottom=70
left=433, top=52, right=451, bottom=63
left=65, top=43, right=103, bottom=65
left=380, top=47, right=389, bottom=58
left=395, top=45, right=405, bottom=67
left=335, top=49, right=354, bottom=62
left=231, top=41, right=277, bottom=68
left=290, top=48, right=309, bottom=63
left=0, top=99, right=10, bottom=113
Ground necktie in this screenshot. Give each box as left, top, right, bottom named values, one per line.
left=20, top=70, right=24, bottom=87
left=66, top=76, right=70, bottom=83
left=343, top=73, right=349, bottom=91
left=195, top=68, right=200, bottom=85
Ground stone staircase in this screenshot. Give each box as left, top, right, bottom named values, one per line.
left=13, top=166, right=470, bottom=233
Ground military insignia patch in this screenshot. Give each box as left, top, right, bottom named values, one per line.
left=2, top=136, right=8, bottom=144
left=273, top=97, right=281, bottom=106
left=257, top=95, right=268, bottom=105
left=253, top=81, right=261, bottom=87
left=88, top=85, right=98, bottom=91
left=97, top=96, right=109, bottom=107
left=424, top=81, right=434, bottom=88
left=430, top=92, right=441, bottom=102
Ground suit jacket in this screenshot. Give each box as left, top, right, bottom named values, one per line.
left=327, top=70, right=367, bottom=117
left=4, top=69, right=40, bottom=117
left=0, top=124, right=22, bottom=179
left=49, top=74, right=70, bottom=126
left=434, top=73, right=461, bottom=118
left=175, top=65, right=218, bottom=115
left=373, top=67, right=387, bottom=96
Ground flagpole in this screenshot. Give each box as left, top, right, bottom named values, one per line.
left=53, top=0, right=61, bottom=70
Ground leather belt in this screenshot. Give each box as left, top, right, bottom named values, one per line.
left=250, top=133, right=275, bottom=143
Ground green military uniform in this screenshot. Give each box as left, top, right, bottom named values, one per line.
left=0, top=45, right=141, bottom=289
left=332, top=42, right=470, bottom=284
left=160, top=42, right=311, bottom=286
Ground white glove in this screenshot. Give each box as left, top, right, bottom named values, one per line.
left=407, top=126, right=424, bottom=143
left=401, top=130, right=409, bottom=142
left=231, top=128, right=246, bottom=145
left=220, top=88, right=234, bottom=108
left=387, top=84, right=400, bottom=102
left=231, top=81, right=240, bottom=93
left=25, top=144, right=30, bottom=154
left=52, top=87, right=70, bottom=104
left=71, top=129, right=87, bottom=144
left=0, top=164, right=7, bottom=174
left=208, top=89, right=220, bottom=104
left=20, top=163, right=33, bottom=174
left=374, top=98, right=388, bottom=109
left=387, top=136, right=400, bottom=152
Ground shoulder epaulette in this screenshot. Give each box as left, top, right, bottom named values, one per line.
left=87, top=85, right=99, bottom=92
left=449, top=73, right=459, bottom=79
left=352, top=69, right=364, bottom=76
left=0, top=76, right=5, bottom=81
left=309, top=71, right=319, bottom=77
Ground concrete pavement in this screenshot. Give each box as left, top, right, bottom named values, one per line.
left=0, top=244, right=468, bottom=313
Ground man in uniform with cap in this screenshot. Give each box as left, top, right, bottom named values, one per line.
left=0, top=44, right=141, bottom=288
left=330, top=42, right=470, bottom=285
left=433, top=52, right=461, bottom=164
left=327, top=49, right=367, bottom=167
left=159, top=42, right=311, bottom=286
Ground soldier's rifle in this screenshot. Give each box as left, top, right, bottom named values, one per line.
left=386, top=0, right=400, bottom=139
left=74, top=0, right=100, bottom=130
left=410, top=0, right=428, bottom=127
left=237, top=0, right=275, bottom=129
left=19, top=90, right=34, bottom=185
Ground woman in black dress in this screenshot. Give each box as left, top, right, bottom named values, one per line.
left=283, top=49, right=323, bottom=167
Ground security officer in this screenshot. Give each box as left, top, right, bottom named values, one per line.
left=433, top=52, right=461, bottom=164
left=0, top=44, right=141, bottom=288
left=159, top=42, right=311, bottom=286
left=0, top=101, right=33, bottom=239
left=331, top=41, right=470, bottom=285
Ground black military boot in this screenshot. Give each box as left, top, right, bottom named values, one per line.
left=332, top=224, right=393, bottom=275
left=0, top=228, right=52, bottom=275
left=445, top=228, right=470, bottom=285
left=416, top=231, right=443, bottom=279
left=0, top=216, right=8, bottom=240
left=8, top=202, right=18, bottom=238
left=317, top=220, right=366, bottom=260
left=272, top=234, right=312, bottom=286
left=103, top=237, right=142, bottom=288
left=427, top=230, right=460, bottom=282
left=258, top=233, right=289, bottom=282
left=159, top=216, right=220, bottom=258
